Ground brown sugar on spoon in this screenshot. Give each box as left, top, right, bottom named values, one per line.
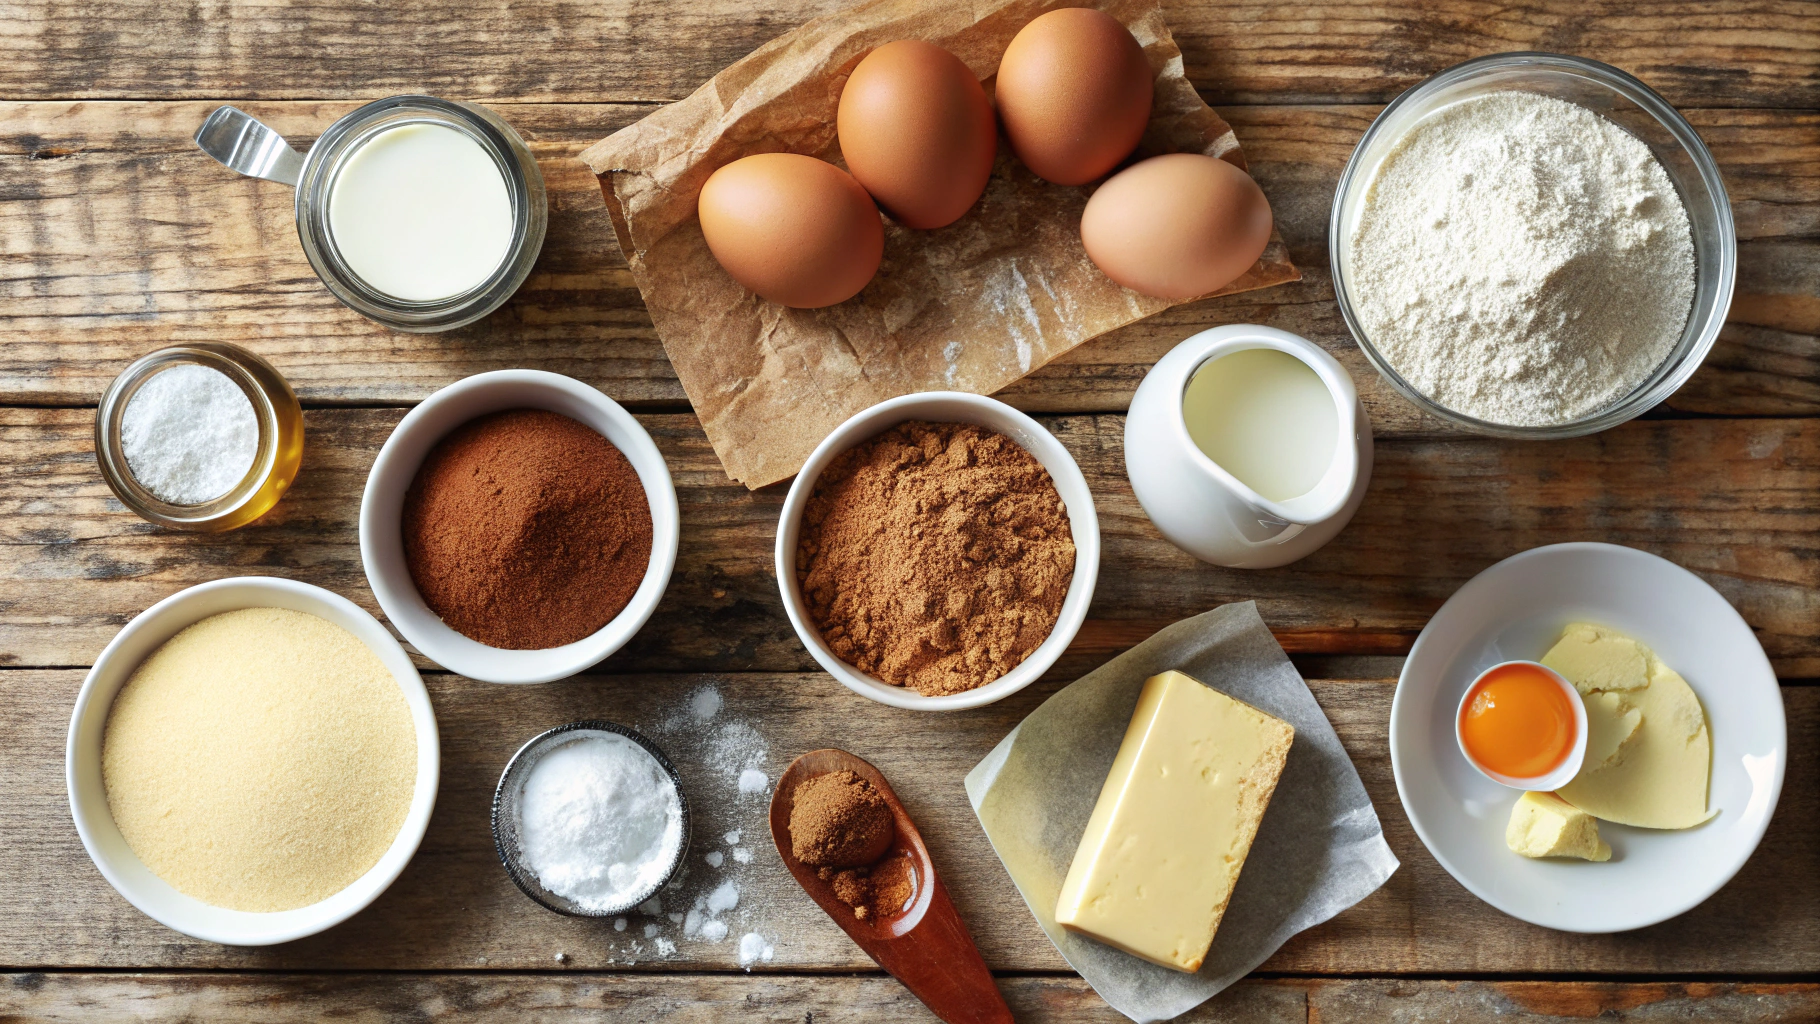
left=797, top=420, right=1076, bottom=696
left=790, top=770, right=914, bottom=921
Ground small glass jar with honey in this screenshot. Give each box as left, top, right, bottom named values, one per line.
left=94, top=343, right=305, bottom=531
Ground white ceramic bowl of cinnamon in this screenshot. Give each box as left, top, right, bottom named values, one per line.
left=775, top=392, right=1100, bottom=711
left=359, top=370, right=680, bottom=684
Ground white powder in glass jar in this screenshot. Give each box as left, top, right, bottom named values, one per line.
left=517, top=733, right=684, bottom=913
left=1348, top=90, right=1696, bottom=426
left=120, top=363, right=259, bottom=504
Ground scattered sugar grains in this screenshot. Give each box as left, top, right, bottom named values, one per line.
left=739, top=769, right=770, bottom=795
left=102, top=608, right=416, bottom=912
left=605, top=684, right=778, bottom=964
left=739, top=932, right=776, bottom=966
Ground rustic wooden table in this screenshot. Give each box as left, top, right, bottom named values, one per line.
left=2, top=1, right=1815, bottom=1020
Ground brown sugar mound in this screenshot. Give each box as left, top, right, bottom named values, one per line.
left=823, top=852, right=917, bottom=922
left=796, top=421, right=1076, bottom=696
left=402, top=409, right=654, bottom=650
left=789, top=769, right=894, bottom=868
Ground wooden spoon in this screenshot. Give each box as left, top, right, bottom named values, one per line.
left=770, top=748, right=1013, bottom=1024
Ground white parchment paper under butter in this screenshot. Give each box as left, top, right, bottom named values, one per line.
left=964, top=602, right=1399, bottom=1022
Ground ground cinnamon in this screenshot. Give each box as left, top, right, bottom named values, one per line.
left=402, top=409, right=653, bottom=650
left=797, top=421, right=1075, bottom=696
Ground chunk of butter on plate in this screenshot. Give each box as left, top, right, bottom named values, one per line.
left=1543, top=623, right=1712, bottom=829
left=1054, top=670, right=1294, bottom=973
left=1506, top=791, right=1611, bottom=861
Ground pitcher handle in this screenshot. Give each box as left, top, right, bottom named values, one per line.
left=194, top=106, right=304, bottom=187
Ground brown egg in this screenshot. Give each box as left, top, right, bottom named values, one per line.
left=1080, top=153, right=1273, bottom=300
left=837, top=39, right=997, bottom=230
left=994, top=8, right=1153, bottom=186
left=697, top=153, right=884, bottom=308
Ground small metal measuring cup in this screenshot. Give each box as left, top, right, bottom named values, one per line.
left=196, top=97, right=547, bottom=333
left=492, top=720, right=692, bottom=917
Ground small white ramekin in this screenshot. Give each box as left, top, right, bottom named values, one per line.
left=775, top=392, right=1100, bottom=711
left=66, top=576, right=440, bottom=946
left=1455, top=659, right=1589, bottom=792
left=360, top=370, right=680, bottom=684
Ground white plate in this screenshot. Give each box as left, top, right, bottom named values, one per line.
left=1390, top=542, right=1785, bottom=932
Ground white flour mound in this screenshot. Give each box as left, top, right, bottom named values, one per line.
left=1348, top=90, right=1696, bottom=426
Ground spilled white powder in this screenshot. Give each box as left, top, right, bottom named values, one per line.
left=706, top=880, right=740, bottom=914
left=601, top=684, right=779, bottom=964
left=1349, top=91, right=1696, bottom=426
left=738, top=932, right=776, bottom=967
left=119, top=363, right=259, bottom=505
left=516, top=733, right=683, bottom=913
left=690, top=688, right=724, bottom=721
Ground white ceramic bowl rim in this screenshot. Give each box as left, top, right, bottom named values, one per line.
left=65, top=576, right=440, bottom=946
left=1453, top=659, right=1588, bottom=792
left=358, top=369, right=680, bottom=684
left=775, top=391, right=1101, bottom=711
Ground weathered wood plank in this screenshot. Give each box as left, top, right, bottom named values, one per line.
left=2, top=974, right=1816, bottom=1023
left=2, top=670, right=1814, bottom=973
left=0, top=1, right=1812, bottom=108
left=3, top=408, right=1817, bottom=673
left=0, top=102, right=1813, bottom=420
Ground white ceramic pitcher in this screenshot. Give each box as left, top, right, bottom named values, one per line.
left=1125, top=324, right=1373, bottom=568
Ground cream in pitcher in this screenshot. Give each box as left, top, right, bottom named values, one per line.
left=1124, top=325, right=1372, bottom=568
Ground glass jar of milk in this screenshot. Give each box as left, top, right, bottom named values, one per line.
left=196, top=96, right=547, bottom=332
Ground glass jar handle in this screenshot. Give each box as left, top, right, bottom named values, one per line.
left=194, top=106, right=305, bottom=187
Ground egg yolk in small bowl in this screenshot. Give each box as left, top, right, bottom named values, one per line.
left=1458, top=662, right=1577, bottom=779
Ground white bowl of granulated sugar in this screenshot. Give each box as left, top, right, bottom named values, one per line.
left=775, top=392, right=1101, bottom=712
left=1330, top=52, right=1735, bottom=438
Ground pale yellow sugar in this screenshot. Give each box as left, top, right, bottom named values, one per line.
left=103, top=607, right=417, bottom=912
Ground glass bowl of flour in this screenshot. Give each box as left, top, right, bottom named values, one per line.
left=1330, top=52, right=1735, bottom=437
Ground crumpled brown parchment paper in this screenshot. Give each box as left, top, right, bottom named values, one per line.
left=581, top=0, right=1301, bottom=489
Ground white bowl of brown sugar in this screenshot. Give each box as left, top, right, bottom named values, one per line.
left=776, top=392, right=1100, bottom=711
left=360, top=370, right=680, bottom=684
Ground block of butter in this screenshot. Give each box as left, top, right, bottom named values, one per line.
left=1506, top=791, right=1611, bottom=861
left=1054, top=670, right=1294, bottom=973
